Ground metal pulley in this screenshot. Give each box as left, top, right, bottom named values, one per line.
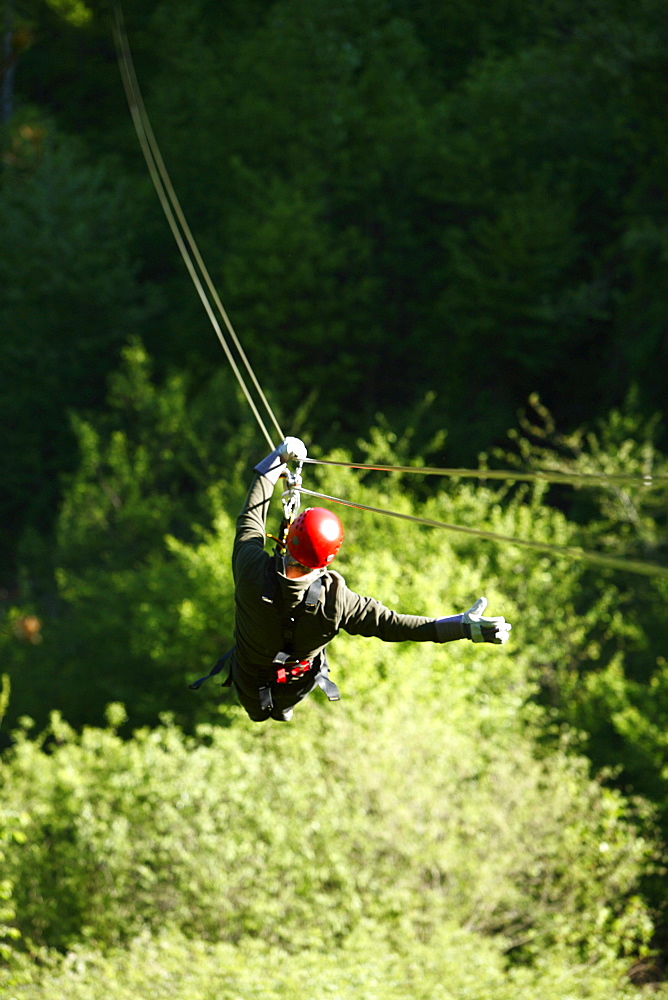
left=277, top=459, right=303, bottom=546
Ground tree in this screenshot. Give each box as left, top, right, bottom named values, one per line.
left=0, top=130, right=154, bottom=579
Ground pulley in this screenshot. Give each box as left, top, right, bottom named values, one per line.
left=273, top=459, right=303, bottom=551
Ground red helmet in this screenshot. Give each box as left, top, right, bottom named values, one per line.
left=286, top=507, right=344, bottom=569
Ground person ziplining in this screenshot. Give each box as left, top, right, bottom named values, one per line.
left=192, top=437, right=512, bottom=723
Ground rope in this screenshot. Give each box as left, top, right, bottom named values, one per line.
left=111, top=3, right=283, bottom=450
left=302, top=457, right=668, bottom=490
left=297, top=487, right=668, bottom=579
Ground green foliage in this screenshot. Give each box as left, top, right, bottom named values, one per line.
left=16, top=0, right=665, bottom=455
left=0, top=365, right=667, bottom=991
left=3, top=0, right=668, bottom=988
left=0, top=701, right=658, bottom=970
left=497, top=393, right=667, bottom=553
left=1, top=411, right=663, bottom=965
left=0, top=341, right=249, bottom=730
left=45, top=0, right=92, bottom=27
left=0, top=677, right=23, bottom=964
left=4, top=0, right=668, bottom=579
left=2, top=923, right=664, bottom=1000
left=180, top=0, right=668, bottom=454
left=0, top=128, right=153, bottom=577
left=491, top=396, right=668, bottom=818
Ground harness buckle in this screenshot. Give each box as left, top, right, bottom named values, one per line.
left=272, top=650, right=312, bottom=684
left=288, top=659, right=312, bottom=678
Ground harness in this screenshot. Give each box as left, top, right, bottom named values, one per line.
left=188, top=646, right=234, bottom=692
left=189, top=559, right=340, bottom=712
left=258, top=561, right=340, bottom=712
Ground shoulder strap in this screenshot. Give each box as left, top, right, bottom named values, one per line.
left=262, top=559, right=323, bottom=614
left=303, top=575, right=324, bottom=613
left=275, top=574, right=325, bottom=657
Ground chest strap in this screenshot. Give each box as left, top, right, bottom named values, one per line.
left=258, top=562, right=333, bottom=712
left=261, top=560, right=323, bottom=647
left=280, top=576, right=323, bottom=653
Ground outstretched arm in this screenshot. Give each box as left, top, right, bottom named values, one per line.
left=339, top=586, right=512, bottom=645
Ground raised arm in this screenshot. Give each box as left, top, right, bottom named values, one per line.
left=233, top=437, right=307, bottom=578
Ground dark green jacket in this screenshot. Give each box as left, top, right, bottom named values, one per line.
left=232, top=473, right=448, bottom=692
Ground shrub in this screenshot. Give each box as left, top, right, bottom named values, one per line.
left=0, top=699, right=656, bottom=966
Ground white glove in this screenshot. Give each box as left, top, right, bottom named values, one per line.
left=278, top=436, right=307, bottom=463
left=255, top=437, right=307, bottom=482
left=462, top=596, right=512, bottom=644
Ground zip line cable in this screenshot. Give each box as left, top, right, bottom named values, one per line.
left=111, top=5, right=666, bottom=579
left=302, top=457, right=668, bottom=490
left=111, top=3, right=283, bottom=450
left=298, top=487, right=668, bottom=579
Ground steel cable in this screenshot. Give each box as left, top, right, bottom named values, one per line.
left=302, top=457, right=668, bottom=490
left=298, top=487, right=668, bottom=578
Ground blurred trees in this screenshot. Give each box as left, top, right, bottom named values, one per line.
left=1, top=404, right=667, bottom=990
left=0, top=133, right=154, bottom=581
left=2, top=0, right=667, bottom=565
left=0, top=703, right=657, bottom=959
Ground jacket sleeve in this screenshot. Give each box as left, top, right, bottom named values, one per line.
left=232, top=473, right=276, bottom=584
left=232, top=441, right=291, bottom=575
left=329, top=572, right=464, bottom=643
left=333, top=574, right=440, bottom=642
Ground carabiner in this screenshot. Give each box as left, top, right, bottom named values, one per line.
left=281, top=459, right=303, bottom=523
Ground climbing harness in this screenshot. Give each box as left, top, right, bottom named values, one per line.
left=189, top=553, right=341, bottom=708
left=258, top=560, right=340, bottom=713
left=189, top=646, right=235, bottom=692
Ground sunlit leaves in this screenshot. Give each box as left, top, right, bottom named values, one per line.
left=44, top=0, right=92, bottom=27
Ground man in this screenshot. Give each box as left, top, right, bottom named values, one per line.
left=203, top=437, right=512, bottom=723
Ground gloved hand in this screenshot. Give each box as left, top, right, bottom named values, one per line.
left=278, top=436, right=307, bottom=463
left=462, top=596, right=512, bottom=644
left=255, top=437, right=307, bottom=482
left=435, top=596, right=512, bottom=644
